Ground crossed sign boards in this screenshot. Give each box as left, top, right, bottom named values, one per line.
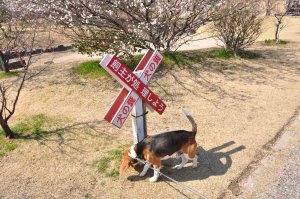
left=100, top=49, right=166, bottom=141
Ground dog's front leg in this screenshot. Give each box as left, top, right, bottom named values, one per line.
left=149, top=165, right=161, bottom=182
left=140, top=163, right=150, bottom=177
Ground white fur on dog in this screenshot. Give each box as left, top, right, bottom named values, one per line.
left=128, top=145, right=137, bottom=159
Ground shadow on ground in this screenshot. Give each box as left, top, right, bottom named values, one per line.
left=153, top=44, right=300, bottom=106
left=14, top=120, right=121, bottom=155
left=16, top=120, right=109, bottom=140
left=128, top=141, right=245, bottom=182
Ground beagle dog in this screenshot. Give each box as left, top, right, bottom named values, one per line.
left=120, top=109, right=198, bottom=182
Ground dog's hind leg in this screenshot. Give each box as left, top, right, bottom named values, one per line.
left=175, top=151, right=182, bottom=159
left=175, top=154, right=188, bottom=169
left=187, top=142, right=198, bottom=168
left=140, top=163, right=150, bottom=177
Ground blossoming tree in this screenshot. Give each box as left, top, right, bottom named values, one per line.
left=29, top=0, right=219, bottom=55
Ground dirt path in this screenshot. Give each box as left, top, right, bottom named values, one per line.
left=232, top=110, right=300, bottom=199
left=1, top=38, right=300, bottom=198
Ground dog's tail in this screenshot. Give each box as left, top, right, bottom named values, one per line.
left=182, top=109, right=197, bottom=137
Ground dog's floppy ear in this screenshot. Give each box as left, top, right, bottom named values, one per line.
left=119, top=147, right=133, bottom=175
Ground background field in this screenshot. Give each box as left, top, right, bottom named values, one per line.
left=0, top=16, right=300, bottom=199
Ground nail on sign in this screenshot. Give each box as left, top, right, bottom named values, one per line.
left=100, top=50, right=166, bottom=128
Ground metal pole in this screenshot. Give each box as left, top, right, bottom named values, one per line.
left=131, top=99, right=147, bottom=144
left=131, top=71, right=147, bottom=144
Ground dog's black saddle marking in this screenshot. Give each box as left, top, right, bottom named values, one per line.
left=136, top=130, right=193, bottom=158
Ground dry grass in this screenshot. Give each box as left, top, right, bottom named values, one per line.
left=0, top=17, right=300, bottom=199
left=258, top=16, right=300, bottom=42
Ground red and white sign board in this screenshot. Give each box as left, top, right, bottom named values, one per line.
left=100, top=50, right=166, bottom=128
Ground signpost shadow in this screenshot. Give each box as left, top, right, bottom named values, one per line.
left=128, top=141, right=245, bottom=182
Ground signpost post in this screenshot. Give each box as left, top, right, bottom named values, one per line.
left=99, top=50, right=166, bottom=143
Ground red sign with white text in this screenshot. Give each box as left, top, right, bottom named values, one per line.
left=100, top=50, right=166, bottom=128
left=106, top=56, right=166, bottom=114
left=103, top=50, right=153, bottom=126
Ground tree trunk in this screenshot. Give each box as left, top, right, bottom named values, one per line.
left=224, top=43, right=230, bottom=52
left=0, top=52, right=10, bottom=73
left=233, top=50, right=238, bottom=57
left=275, top=22, right=281, bottom=43
left=0, top=117, right=15, bottom=139
left=233, top=44, right=239, bottom=57
left=265, top=0, right=271, bottom=16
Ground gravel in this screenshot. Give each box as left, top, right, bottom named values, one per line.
left=258, top=146, right=300, bottom=199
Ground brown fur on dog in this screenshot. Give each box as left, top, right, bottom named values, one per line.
left=119, top=147, right=133, bottom=175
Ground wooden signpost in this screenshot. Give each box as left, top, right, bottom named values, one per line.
left=99, top=50, right=166, bottom=143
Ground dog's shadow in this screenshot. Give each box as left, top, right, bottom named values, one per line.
left=128, top=141, right=245, bottom=182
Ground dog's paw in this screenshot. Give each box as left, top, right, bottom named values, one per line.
left=149, top=176, right=158, bottom=182
left=139, top=172, right=146, bottom=177
left=175, top=164, right=183, bottom=170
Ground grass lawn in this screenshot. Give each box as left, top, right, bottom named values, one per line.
left=0, top=114, right=67, bottom=157
left=0, top=133, right=17, bottom=158
left=0, top=71, right=18, bottom=79
left=73, top=48, right=260, bottom=79
left=260, top=39, right=289, bottom=46
left=206, top=48, right=260, bottom=59
left=94, top=146, right=125, bottom=178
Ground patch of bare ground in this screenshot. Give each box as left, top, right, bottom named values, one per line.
left=0, top=39, right=300, bottom=199
left=219, top=108, right=300, bottom=199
